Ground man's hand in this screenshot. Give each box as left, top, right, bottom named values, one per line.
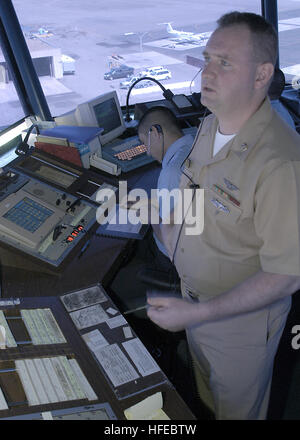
left=146, top=295, right=200, bottom=332
left=146, top=271, right=300, bottom=334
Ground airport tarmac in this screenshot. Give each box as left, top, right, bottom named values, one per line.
left=1, top=0, right=300, bottom=127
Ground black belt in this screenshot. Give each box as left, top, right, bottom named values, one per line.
left=187, top=289, right=199, bottom=300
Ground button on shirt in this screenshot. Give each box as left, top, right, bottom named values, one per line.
left=154, top=134, right=194, bottom=256
left=169, top=98, right=300, bottom=299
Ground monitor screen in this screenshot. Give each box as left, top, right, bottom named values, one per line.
left=93, top=97, right=122, bottom=136
left=74, top=91, right=126, bottom=145
left=55, top=91, right=126, bottom=145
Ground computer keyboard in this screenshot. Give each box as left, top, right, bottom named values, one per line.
left=113, top=144, right=147, bottom=161
left=101, top=135, right=154, bottom=173
left=100, top=126, right=198, bottom=174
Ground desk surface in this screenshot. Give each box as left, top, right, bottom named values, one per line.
left=0, top=295, right=195, bottom=420
left=0, top=234, right=133, bottom=298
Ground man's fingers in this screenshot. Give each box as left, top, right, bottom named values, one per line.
left=147, top=296, right=169, bottom=307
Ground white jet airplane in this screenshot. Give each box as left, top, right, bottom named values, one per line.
left=158, top=22, right=211, bottom=44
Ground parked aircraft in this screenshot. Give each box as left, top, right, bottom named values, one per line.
left=158, top=22, right=211, bottom=44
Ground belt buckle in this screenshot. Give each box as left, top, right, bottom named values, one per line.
left=187, top=290, right=198, bottom=299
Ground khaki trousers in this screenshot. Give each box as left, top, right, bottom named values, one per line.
left=182, top=283, right=291, bottom=420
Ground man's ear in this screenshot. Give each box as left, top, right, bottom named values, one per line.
left=149, top=124, right=163, bottom=135
left=255, top=62, right=274, bottom=90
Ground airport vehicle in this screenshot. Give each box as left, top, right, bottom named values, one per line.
left=120, top=76, right=140, bottom=89
left=145, top=66, right=165, bottom=73
left=61, top=54, right=76, bottom=75
left=104, top=65, right=134, bottom=80
left=145, top=68, right=171, bottom=81
left=119, top=76, right=153, bottom=89
left=137, top=67, right=171, bottom=81
left=136, top=80, right=153, bottom=89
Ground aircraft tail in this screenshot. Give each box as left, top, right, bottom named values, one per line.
left=166, top=23, right=174, bottom=33
left=158, top=22, right=174, bottom=34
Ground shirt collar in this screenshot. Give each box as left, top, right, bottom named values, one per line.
left=199, top=97, right=274, bottom=163
left=230, top=97, right=274, bottom=160
left=162, top=134, right=194, bottom=168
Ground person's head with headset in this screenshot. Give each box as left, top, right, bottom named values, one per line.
left=137, top=106, right=183, bottom=163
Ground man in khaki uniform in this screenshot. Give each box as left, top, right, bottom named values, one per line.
left=147, top=11, right=300, bottom=419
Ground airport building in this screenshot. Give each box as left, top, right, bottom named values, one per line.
left=0, top=37, right=65, bottom=84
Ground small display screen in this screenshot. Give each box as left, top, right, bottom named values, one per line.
left=93, top=98, right=121, bottom=135
left=3, top=197, right=54, bottom=233
left=18, top=157, right=77, bottom=189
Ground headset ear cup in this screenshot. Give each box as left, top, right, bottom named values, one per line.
left=15, top=141, right=30, bottom=155
left=153, top=124, right=163, bottom=134
left=15, top=124, right=40, bottom=156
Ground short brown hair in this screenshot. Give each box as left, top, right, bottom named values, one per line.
left=217, top=11, right=278, bottom=66
left=138, top=106, right=182, bottom=137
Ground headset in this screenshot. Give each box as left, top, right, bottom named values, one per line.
left=15, top=124, right=40, bottom=155
left=147, top=108, right=208, bottom=291
left=151, top=124, right=163, bottom=134
left=148, top=124, right=164, bottom=162
left=169, top=106, right=208, bottom=267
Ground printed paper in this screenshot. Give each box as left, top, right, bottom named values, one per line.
left=122, top=338, right=160, bottom=377
left=93, top=343, right=139, bottom=387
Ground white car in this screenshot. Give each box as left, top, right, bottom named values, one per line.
left=120, top=76, right=153, bottom=89
left=119, top=76, right=140, bottom=89
left=145, top=66, right=165, bottom=73
left=145, top=68, right=172, bottom=81
left=137, top=67, right=172, bottom=81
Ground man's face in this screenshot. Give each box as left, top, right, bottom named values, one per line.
left=201, top=25, right=259, bottom=117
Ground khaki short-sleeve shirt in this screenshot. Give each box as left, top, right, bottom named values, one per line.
left=168, top=98, right=300, bottom=299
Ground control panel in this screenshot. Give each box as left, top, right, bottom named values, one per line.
left=0, top=170, right=97, bottom=267
left=7, top=152, right=118, bottom=205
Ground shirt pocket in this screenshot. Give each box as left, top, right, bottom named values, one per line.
left=205, top=187, right=242, bottom=224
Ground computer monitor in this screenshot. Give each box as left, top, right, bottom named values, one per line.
left=76, top=91, right=126, bottom=144
left=55, top=91, right=126, bottom=145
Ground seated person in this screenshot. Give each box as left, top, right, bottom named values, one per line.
left=137, top=106, right=195, bottom=283
left=269, top=68, right=295, bottom=127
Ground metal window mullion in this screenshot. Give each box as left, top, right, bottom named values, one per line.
left=261, top=0, right=279, bottom=69
left=0, top=0, right=53, bottom=121
left=0, top=17, right=32, bottom=117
